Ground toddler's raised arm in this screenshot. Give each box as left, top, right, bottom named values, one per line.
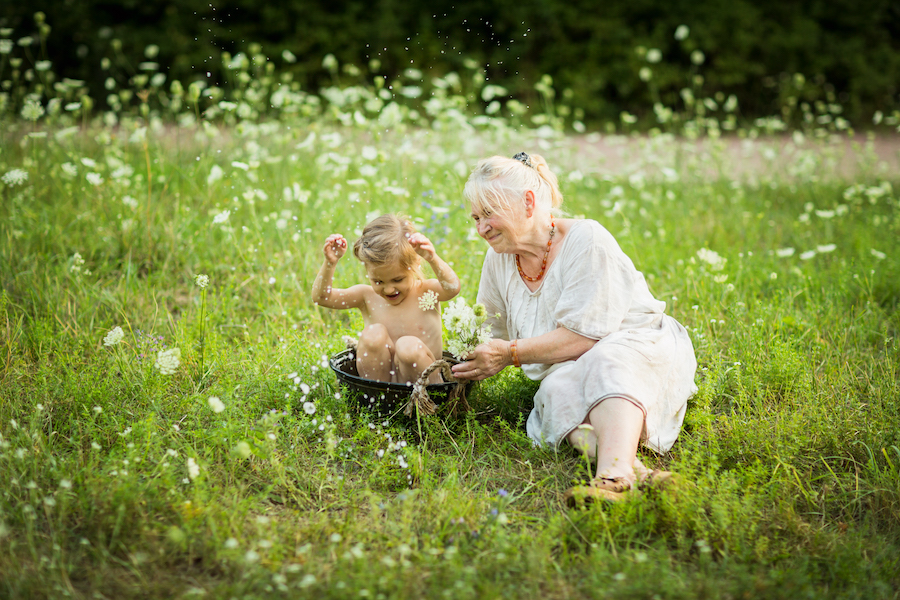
left=409, top=233, right=461, bottom=300
left=311, top=234, right=366, bottom=310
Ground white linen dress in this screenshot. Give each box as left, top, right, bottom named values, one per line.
left=476, top=220, right=698, bottom=454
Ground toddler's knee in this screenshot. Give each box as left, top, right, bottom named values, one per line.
left=358, top=324, right=390, bottom=348
left=394, top=336, right=427, bottom=364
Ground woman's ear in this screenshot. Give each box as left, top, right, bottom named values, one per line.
left=524, top=190, right=536, bottom=217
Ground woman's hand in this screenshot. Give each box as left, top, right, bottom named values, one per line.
left=323, top=234, right=347, bottom=264
left=408, top=232, right=436, bottom=262
left=451, top=339, right=512, bottom=381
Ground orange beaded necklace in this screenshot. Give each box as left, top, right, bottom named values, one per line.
left=515, top=217, right=556, bottom=282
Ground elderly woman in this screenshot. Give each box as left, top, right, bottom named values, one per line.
left=451, top=152, right=698, bottom=504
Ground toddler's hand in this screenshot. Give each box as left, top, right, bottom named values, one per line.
left=323, top=234, right=347, bottom=263
left=408, top=233, right=436, bottom=262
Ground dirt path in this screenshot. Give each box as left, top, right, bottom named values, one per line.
left=550, top=132, right=900, bottom=181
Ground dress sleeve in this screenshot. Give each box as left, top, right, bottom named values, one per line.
left=475, top=251, right=510, bottom=341
left=554, top=223, right=635, bottom=339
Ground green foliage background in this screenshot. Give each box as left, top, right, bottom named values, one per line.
left=3, top=0, right=899, bottom=125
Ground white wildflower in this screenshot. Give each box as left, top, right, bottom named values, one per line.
left=103, top=326, right=125, bottom=346
left=442, top=298, right=492, bottom=361
left=696, top=248, right=726, bottom=271
left=61, top=162, right=78, bottom=177
left=70, top=252, right=86, bottom=274
left=20, top=100, right=44, bottom=122
left=2, top=169, right=28, bottom=186
left=85, top=172, right=104, bottom=186
left=799, top=250, right=817, bottom=261
left=186, top=457, right=200, bottom=480
left=208, top=396, right=225, bottom=413
left=154, top=348, right=181, bottom=375
left=207, top=165, right=224, bottom=185
left=361, top=146, right=378, bottom=161
left=195, top=274, right=209, bottom=288
left=775, top=247, right=795, bottom=258
left=303, top=402, right=316, bottom=415
left=675, top=25, right=690, bottom=41
left=418, top=290, right=439, bottom=311
left=213, top=210, right=231, bottom=224
left=816, top=244, right=836, bottom=254
left=123, top=195, right=139, bottom=209
left=870, top=249, right=886, bottom=260
left=815, top=209, right=835, bottom=219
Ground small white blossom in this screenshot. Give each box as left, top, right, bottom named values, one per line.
left=418, top=290, right=439, bottom=311
left=187, top=457, right=200, bottom=480
left=154, top=348, right=181, bottom=375
left=696, top=248, right=726, bottom=271
left=208, top=396, right=225, bottom=413
left=870, top=249, right=886, bottom=260
left=303, top=402, right=316, bottom=415
left=70, top=252, right=86, bottom=274
left=20, top=100, right=44, bottom=122
left=2, top=169, right=28, bottom=186
left=442, top=298, right=493, bottom=360
left=195, top=274, right=209, bottom=288
left=213, top=210, right=231, bottom=224
left=775, top=247, right=795, bottom=258
left=103, top=326, right=125, bottom=346
left=207, top=165, right=224, bottom=185
left=86, top=172, right=104, bottom=186
left=816, top=244, right=837, bottom=254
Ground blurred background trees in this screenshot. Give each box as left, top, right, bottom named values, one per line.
left=3, top=0, right=898, bottom=127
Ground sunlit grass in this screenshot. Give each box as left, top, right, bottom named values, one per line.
left=1, top=16, right=899, bottom=600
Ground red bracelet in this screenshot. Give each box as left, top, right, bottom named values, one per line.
left=510, top=339, right=521, bottom=368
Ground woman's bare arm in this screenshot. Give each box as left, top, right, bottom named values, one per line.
left=450, top=327, right=597, bottom=381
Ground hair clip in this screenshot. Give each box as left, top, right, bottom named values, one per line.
left=512, top=152, right=533, bottom=168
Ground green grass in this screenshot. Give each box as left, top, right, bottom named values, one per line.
left=1, top=114, right=898, bottom=599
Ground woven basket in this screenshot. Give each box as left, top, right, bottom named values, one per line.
left=329, top=348, right=470, bottom=418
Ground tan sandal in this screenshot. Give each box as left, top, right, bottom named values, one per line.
left=564, top=477, right=631, bottom=507
left=640, top=470, right=680, bottom=491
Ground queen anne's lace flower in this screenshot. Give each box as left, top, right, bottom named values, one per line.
left=442, top=298, right=493, bottom=360
left=20, top=101, right=44, bottom=121
left=154, top=348, right=181, bottom=375
left=186, top=457, right=200, bottom=480
left=418, top=290, right=439, bottom=311
left=195, top=274, right=209, bottom=288
left=213, top=210, right=230, bottom=224
left=696, top=248, right=726, bottom=271
left=103, top=326, right=125, bottom=346
left=2, top=169, right=28, bottom=186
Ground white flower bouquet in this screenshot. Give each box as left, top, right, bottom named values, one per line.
left=442, top=298, right=493, bottom=361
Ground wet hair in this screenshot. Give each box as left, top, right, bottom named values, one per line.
left=463, top=152, right=563, bottom=216
left=352, top=214, right=423, bottom=278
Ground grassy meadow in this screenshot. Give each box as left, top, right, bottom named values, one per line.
left=1, top=27, right=900, bottom=599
